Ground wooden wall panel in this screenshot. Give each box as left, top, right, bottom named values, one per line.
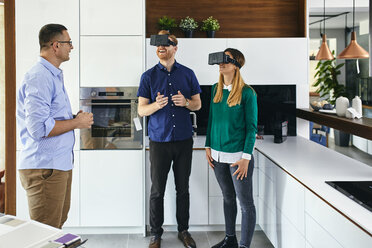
left=4, top=0, right=16, bottom=215
left=146, top=0, right=306, bottom=38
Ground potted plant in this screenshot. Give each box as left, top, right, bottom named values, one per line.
left=314, top=52, right=349, bottom=146
left=157, top=16, right=177, bottom=32
left=179, top=16, right=198, bottom=38
left=314, top=55, right=346, bottom=105
left=200, top=16, right=220, bottom=38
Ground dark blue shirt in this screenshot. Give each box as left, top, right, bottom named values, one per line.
left=137, top=61, right=201, bottom=142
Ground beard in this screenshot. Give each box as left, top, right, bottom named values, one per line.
left=156, top=49, right=172, bottom=60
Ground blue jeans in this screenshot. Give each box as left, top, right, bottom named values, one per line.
left=213, top=157, right=256, bottom=248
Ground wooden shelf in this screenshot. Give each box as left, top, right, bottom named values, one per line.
left=296, top=108, right=372, bottom=140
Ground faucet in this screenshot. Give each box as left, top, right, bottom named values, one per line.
left=190, top=112, right=197, bottom=137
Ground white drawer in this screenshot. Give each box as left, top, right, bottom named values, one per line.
left=305, top=213, right=343, bottom=248
left=305, top=191, right=372, bottom=248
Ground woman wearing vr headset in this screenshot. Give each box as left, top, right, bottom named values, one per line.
left=205, top=48, right=257, bottom=248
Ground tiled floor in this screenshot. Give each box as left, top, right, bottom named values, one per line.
left=327, top=137, right=372, bottom=167
left=79, top=230, right=274, bottom=248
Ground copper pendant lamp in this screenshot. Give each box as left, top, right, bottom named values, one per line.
left=337, top=0, right=369, bottom=59
left=315, top=0, right=334, bottom=60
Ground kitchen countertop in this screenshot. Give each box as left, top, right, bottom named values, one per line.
left=255, top=136, right=372, bottom=236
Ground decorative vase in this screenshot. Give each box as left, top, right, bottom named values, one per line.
left=184, top=30, right=194, bottom=38
left=352, top=96, right=362, bottom=116
left=206, top=30, right=215, bottom=38
left=335, top=96, right=349, bottom=117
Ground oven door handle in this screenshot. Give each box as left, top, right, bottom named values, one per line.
left=86, top=103, right=132, bottom=106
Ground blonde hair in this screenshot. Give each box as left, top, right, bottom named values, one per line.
left=158, top=30, right=178, bottom=46
left=213, top=48, right=248, bottom=107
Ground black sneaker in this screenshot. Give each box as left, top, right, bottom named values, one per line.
left=211, top=235, right=238, bottom=248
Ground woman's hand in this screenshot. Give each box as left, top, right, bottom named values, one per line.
left=205, top=148, right=214, bottom=169
left=231, top=159, right=250, bottom=180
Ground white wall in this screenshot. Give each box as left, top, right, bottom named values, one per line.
left=310, top=0, right=369, bottom=12
left=146, top=38, right=309, bottom=138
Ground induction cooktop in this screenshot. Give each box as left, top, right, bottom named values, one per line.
left=326, top=181, right=372, bottom=212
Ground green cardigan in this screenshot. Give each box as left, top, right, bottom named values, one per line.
left=205, top=83, right=258, bottom=155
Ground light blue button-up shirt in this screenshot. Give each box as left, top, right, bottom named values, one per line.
left=17, top=57, right=75, bottom=171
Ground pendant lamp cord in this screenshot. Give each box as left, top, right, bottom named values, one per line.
left=353, top=0, right=355, bottom=32
left=323, top=0, right=325, bottom=36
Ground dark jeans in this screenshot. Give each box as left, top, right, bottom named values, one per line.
left=213, top=157, right=256, bottom=248
left=149, top=138, right=193, bottom=237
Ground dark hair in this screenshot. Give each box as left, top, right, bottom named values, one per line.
left=39, top=24, right=67, bottom=50
left=224, top=48, right=245, bottom=68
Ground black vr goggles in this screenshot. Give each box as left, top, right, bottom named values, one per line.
left=208, top=52, right=242, bottom=68
left=150, top=35, right=177, bottom=47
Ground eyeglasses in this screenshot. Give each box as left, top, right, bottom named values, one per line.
left=57, top=40, right=73, bottom=46
left=50, top=40, right=73, bottom=47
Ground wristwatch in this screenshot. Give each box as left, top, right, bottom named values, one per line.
left=185, top=99, right=190, bottom=107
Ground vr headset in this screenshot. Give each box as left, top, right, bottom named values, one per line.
left=208, top=52, right=242, bottom=68
left=150, top=35, right=177, bottom=47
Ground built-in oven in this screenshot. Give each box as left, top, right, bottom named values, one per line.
left=79, top=87, right=142, bottom=149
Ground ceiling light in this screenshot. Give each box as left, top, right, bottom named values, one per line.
left=337, top=0, right=369, bottom=59
left=315, top=0, right=334, bottom=60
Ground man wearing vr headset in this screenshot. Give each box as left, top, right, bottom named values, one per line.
left=137, top=30, right=201, bottom=248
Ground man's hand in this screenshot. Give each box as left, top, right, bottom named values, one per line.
left=155, top=92, right=168, bottom=109
left=205, top=148, right=214, bottom=169
left=75, top=111, right=94, bottom=129
left=231, top=159, right=250, bottom=180
left=172, top=90, right=187, bottom=107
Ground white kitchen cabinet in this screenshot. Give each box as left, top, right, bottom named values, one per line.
left=257, top=148, right=372, bottom=248
left=306, top=241, right=314, bottom=248
left=15, top=0, right=80, bottom=151
left=145, top=149, right=208, bottom=225
left=277, top=208, right=306, bottom=248
left=352, top=135, right=368, bottom=153
left=257, top=151, right=306, bottom=247
left=16, top=151, right=81, bottom=227
left=257, top=197, right=278, bottom=247
left=367, top=140, right=372, bottom=155
left=305, top=213, right=343, bottom=248
left=80, top=0, right=143, bottom=36
left=80, top=150, right=143, bottom=227
left=258, top=163, right=276, bottom=213
left=16, top=151, right=29, bottom=220
left=63, top=151, right=80, bottom=227
left=275, top=165, right=305, bottom=235
left=305, top=190, right=372, bottom=248
left=80, top=36, right=143, bottom=87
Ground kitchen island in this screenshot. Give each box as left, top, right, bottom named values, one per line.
left=255, top=136, right=372, bottom=247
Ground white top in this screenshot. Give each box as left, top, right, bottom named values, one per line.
left=210, top=149, right=251, bottom=163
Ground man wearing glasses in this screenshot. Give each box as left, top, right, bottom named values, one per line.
left=16, top=24, right=93, bottom=228
left=137, top=30, right=201, bottom=248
